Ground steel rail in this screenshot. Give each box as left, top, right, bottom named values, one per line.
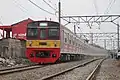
left=40, top=58, right=101, bottom=80
left=0, top=64, right=46, bottom=75
left=0, top=64, right=38, bottom=71
left=86, top=58, right=106, bottom=80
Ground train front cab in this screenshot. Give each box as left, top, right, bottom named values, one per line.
left=26, top=21, right=60, bottom=64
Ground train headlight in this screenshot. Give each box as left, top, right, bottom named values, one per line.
left=29, top=41, right=32, bottom=44
left=29, top=41, right=32, bottom=46
left=30, top=53, right=34, bottom=57
left=52, top=54, right=56, bottom=58
left=54, top=41, right=57, bottom=47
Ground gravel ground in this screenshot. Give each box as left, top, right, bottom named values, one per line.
left=96, top=59, right=120, bottom=80
left=0, top=58, right=94, bottom=80
left=49, top=59, right=101, bottom=80
left=0, top=58, right=35, bottom=70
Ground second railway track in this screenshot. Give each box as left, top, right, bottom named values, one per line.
left=0, top=64, right=46, bottom=75
left=86, top=58, right=106, bottom=80
left=41, top=58, right=103, bottom=80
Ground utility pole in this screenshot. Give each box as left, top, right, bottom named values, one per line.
left=90, top=33, right=93, bottom=44
left=110, top=38, right=112, bottom=50
left=117, top=23, right=119, bottom=51
left=104, top=39, right=106, bottom=49
left=74, top=25, right=76, bottom=34
left=58, top=0, right=61, bottom=26
left=113, top=41, right=115, bottom=50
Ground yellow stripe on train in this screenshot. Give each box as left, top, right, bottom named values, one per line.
left=26, top=40, right=60, bottom=48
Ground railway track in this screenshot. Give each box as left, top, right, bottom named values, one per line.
left=86, top=58, right=106, bottom=80
left=40, top=58, right=103, bottom=80
left=0, top=64, right=46, bottom=75
left=0, top=58, right=105, bottom=80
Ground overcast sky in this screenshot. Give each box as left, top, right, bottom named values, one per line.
left=0, top=0, right=120, bottom=49
left=0, top=0, right=119, bottom=31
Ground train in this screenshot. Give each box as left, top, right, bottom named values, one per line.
left=26, top=20, right=107, bottom=64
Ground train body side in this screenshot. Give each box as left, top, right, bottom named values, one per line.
left=60, top=25, right=85, bottom=54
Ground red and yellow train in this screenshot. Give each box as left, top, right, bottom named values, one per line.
left=26, top=21, right=86, bottom=64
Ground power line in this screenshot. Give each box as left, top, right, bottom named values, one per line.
left=12, top=0, right=30, bottom=17
left=13, top=0, right=28, bottom=12
left=43, top=0, right=57, bottom=11
left=13, top=0, right=34, bottom=18
left=75, top=24, right=88, bottom=40
left=104, top=0, right=116, bottom=14
left=47, top=0, right=57, bottom=10
left=0, top=17, right=3, bottom=25
left=93, top=0, right=98, bottom=15
left=28, top=0, right=55, bottom=15
left=104, top=0, right=113, bottom=14
left=13, top=0, right=30, bottom=13
left=0, top=21, right=3, bottom=25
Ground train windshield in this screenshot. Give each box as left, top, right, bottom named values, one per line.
left=27, top=21, right=60, bottom=40
left=40, top=29, right=46, bottom=39
left=48, top=28, right=59, bottom=39
left=27, top=28, right=38, bottom=38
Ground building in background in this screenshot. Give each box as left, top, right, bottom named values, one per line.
left=12, top=18, right=33, bottom=40
left=0, top=18, right=33, bottom=40
left=0, top=18, right=33, bottom=58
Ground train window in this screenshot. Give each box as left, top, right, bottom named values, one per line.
left=48, top=28, right=59, bottom=39
left=73, top=41, right=74, bottom=45
left=69, top=35, right=72, bottom=44
left=75, top=42, right=76, bottom=46
left=65, top=38, right=67, bottom=43
left=79, top=44, right=80, bottom=47
left=27, top=28, right=38, bottom=38
left=48, top=22, right=59, bottom=27
left=40, top=29, right=46, bottom=39
left=69, top=40, right=71, bottom=44
left=71, top=36, right=73, bottom=45
left=28, top=22, right=38, bottom=28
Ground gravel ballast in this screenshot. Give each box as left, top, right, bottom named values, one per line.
left=96, top=59, right=120, bottom=80
left=0, top=58, right=94, bottom=80
left=50, top=59, right=101, bottom=80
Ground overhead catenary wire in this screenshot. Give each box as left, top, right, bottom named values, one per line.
left=12, top=0, right=32, bottom=18
left=28, top=0, right=55, bottom=15
left=43, top=0, right=68, bottom=23
left=95, top=0, right=116, bottom=45
left=90, top=0, right=100, bottom=30
left=43, top=0, right=57, bottom=11
left=47, top=0, right=57, bottom=10
left=104, top=0, right=113, bottom=14
left=93, top=0, right=98, bottom=15
left=74, top=24, right=88, bottom=40
left=100, top=0, right=117, bottom=46
left=79, top=30, right=88, bottom=40
left=0, top=17, right=3, bottom=25
left=45, top=0, right=66, bottom=21
left=0, top=21, right=3, bottom=25
left=104, top=0, right=116, bottom=14
left=13, top=1, right=27, bottom=14
left=13, top=0, right=28, bottom=13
